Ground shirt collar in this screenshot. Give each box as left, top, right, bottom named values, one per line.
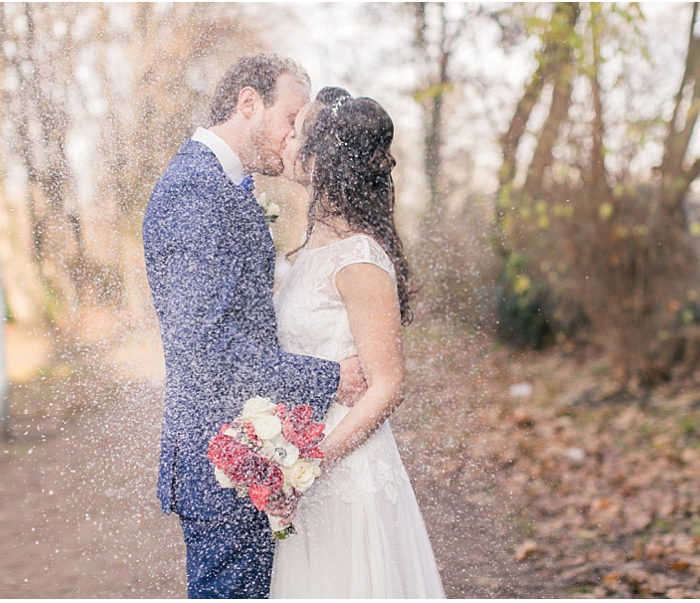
left=191, top=127, right=246, bottom=184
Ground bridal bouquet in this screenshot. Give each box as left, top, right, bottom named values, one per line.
left=207, top=396, right=325, bottom=539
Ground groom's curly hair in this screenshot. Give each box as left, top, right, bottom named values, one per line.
left=208, top=55, right=310, bottom=126
left=294, top=92, right=414, bottom=326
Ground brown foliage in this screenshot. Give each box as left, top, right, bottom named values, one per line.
left=398, top=322, right=700, bottom=597
left=558, top=183, right=699, bottom=385
left=494, top=4, right=700, bottom=385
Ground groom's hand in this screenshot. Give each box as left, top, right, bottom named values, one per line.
left=335, top=355, right=367, bottom=407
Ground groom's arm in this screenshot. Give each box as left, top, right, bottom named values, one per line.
left=161, top=184, right=339, bottom=421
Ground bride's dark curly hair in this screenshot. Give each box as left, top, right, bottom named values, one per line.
left=297, top=93, right=413, bottom=325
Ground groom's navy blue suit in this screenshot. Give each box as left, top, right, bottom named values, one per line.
left=143, top=138, right=339, bottom=598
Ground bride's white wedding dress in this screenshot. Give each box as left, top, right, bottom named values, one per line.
left=270, top=234, right=445, bottom=599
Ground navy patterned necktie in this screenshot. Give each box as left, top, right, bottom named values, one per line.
left=239, top=174, right=255, bottom=192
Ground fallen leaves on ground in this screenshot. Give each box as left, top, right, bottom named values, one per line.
left=395, top=321, right=700, bottom=598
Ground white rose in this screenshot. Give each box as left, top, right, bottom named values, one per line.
left=283, top=459, right=321, bottom=493
left=266, top=513, right=288, bottom=533
left=250, top=414, right=282, bottom=441
left=261, top=434, right=299, bottom=468
left=267, top=202, right=280, bottom=217
left=241, top=397, right=276, bottom=421
left=215, top=468, right=248, bottom=498
left=214, top=467, right=235, bottom=489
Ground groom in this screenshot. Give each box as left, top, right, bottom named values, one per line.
left=143, top=55, right=364, bottom=598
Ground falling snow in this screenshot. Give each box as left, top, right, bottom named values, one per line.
left=1, top=2, right=699, bottom=599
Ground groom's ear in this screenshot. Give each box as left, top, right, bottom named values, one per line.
left=237, top=86, right=261, bottom=119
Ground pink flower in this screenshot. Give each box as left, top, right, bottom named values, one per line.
left=281, top=405, right=325, bottom=459
left=246, top=456, right=284, bottom=510
left=207, top=425, right=252, bottom=483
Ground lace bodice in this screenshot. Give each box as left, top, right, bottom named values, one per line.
left=274, top=234, right=396, bottom=363
left=273, top=234, right=408, bottom=504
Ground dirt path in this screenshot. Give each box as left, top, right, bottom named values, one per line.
left=0, top=379, right=185, bottom=598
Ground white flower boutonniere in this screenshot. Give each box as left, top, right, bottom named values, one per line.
left=255, top=192, right=280, bottom=224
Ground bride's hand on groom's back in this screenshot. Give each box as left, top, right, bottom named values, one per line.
left=336, top=356, right=367, bottom=407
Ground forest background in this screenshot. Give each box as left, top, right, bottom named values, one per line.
left=0, top=3, right=698, bottom=598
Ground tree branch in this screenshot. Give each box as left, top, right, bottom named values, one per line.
left=680, top=156, right=700, bottom=197
left=588, top=3, right=612, bottom=198
left=523, top=3, right=580, bottom=195
left=661, top=2, right=698, bottom=176
left=499, top=65, right=545, bottom=187
left=661, top=3, right=700, bottom=212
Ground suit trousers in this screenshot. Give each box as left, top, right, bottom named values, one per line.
left=179, top=515, right=275, bottom=599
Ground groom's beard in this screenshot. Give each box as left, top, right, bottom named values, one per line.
left=250, top=123, right=284, bottom=177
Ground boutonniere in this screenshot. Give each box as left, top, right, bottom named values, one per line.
left=255, top=192, right=280, bottom=224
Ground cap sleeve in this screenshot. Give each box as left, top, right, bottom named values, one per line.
left=332, top=235, right=396, bottom=290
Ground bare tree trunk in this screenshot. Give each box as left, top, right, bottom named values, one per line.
left=4, top=4, right=45, bottom=274
left=414, top=2, right=462, bottom=236
left=3, top=4, right=89, bottom=315
left=523, top=3, right=580, bottom=194
left=659, top=2, right=700, bottom=225
left=493, top=63, right=547, bottom=258
left=24, top=5, right=88, bottom=301
left=498, top=65, right=546, bottom=191
left=588, top=3, right=612, bottom=200
left=0, top=11, right=11, bottom=437
left=495, top=3, right=580, bottom=255
left=424, top=3, right=447, bottom=230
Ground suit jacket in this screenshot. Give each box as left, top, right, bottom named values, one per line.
left=142, top=139, right=340, bottom=522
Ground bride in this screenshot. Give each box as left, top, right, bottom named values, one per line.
left=269, top=88, right=445, bottom=599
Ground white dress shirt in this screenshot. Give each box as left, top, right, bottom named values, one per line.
left=191, top=127, right=246, bottom=185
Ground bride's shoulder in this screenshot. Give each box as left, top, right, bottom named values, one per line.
left=333, top=234, right=395, bottom=281
left=330, top=233, right=379, bottom=256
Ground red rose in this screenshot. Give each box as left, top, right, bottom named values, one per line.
left=248, top=484, right=272, bottom=511
left=281, top=404, right=325, bottom=457
left=207, top=425, right=252, bottom=484
left=245, top=455, right=284, bottom=510
left=304, top=446, right=325, bottom=459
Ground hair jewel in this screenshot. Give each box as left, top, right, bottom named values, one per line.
left=330, top=96, right=348, bottom=118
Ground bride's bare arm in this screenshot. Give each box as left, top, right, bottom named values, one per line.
left=318, top=262, right=404, bottom=467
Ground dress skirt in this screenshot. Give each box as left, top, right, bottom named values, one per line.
left=270, top=403, right=445, bottom=598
